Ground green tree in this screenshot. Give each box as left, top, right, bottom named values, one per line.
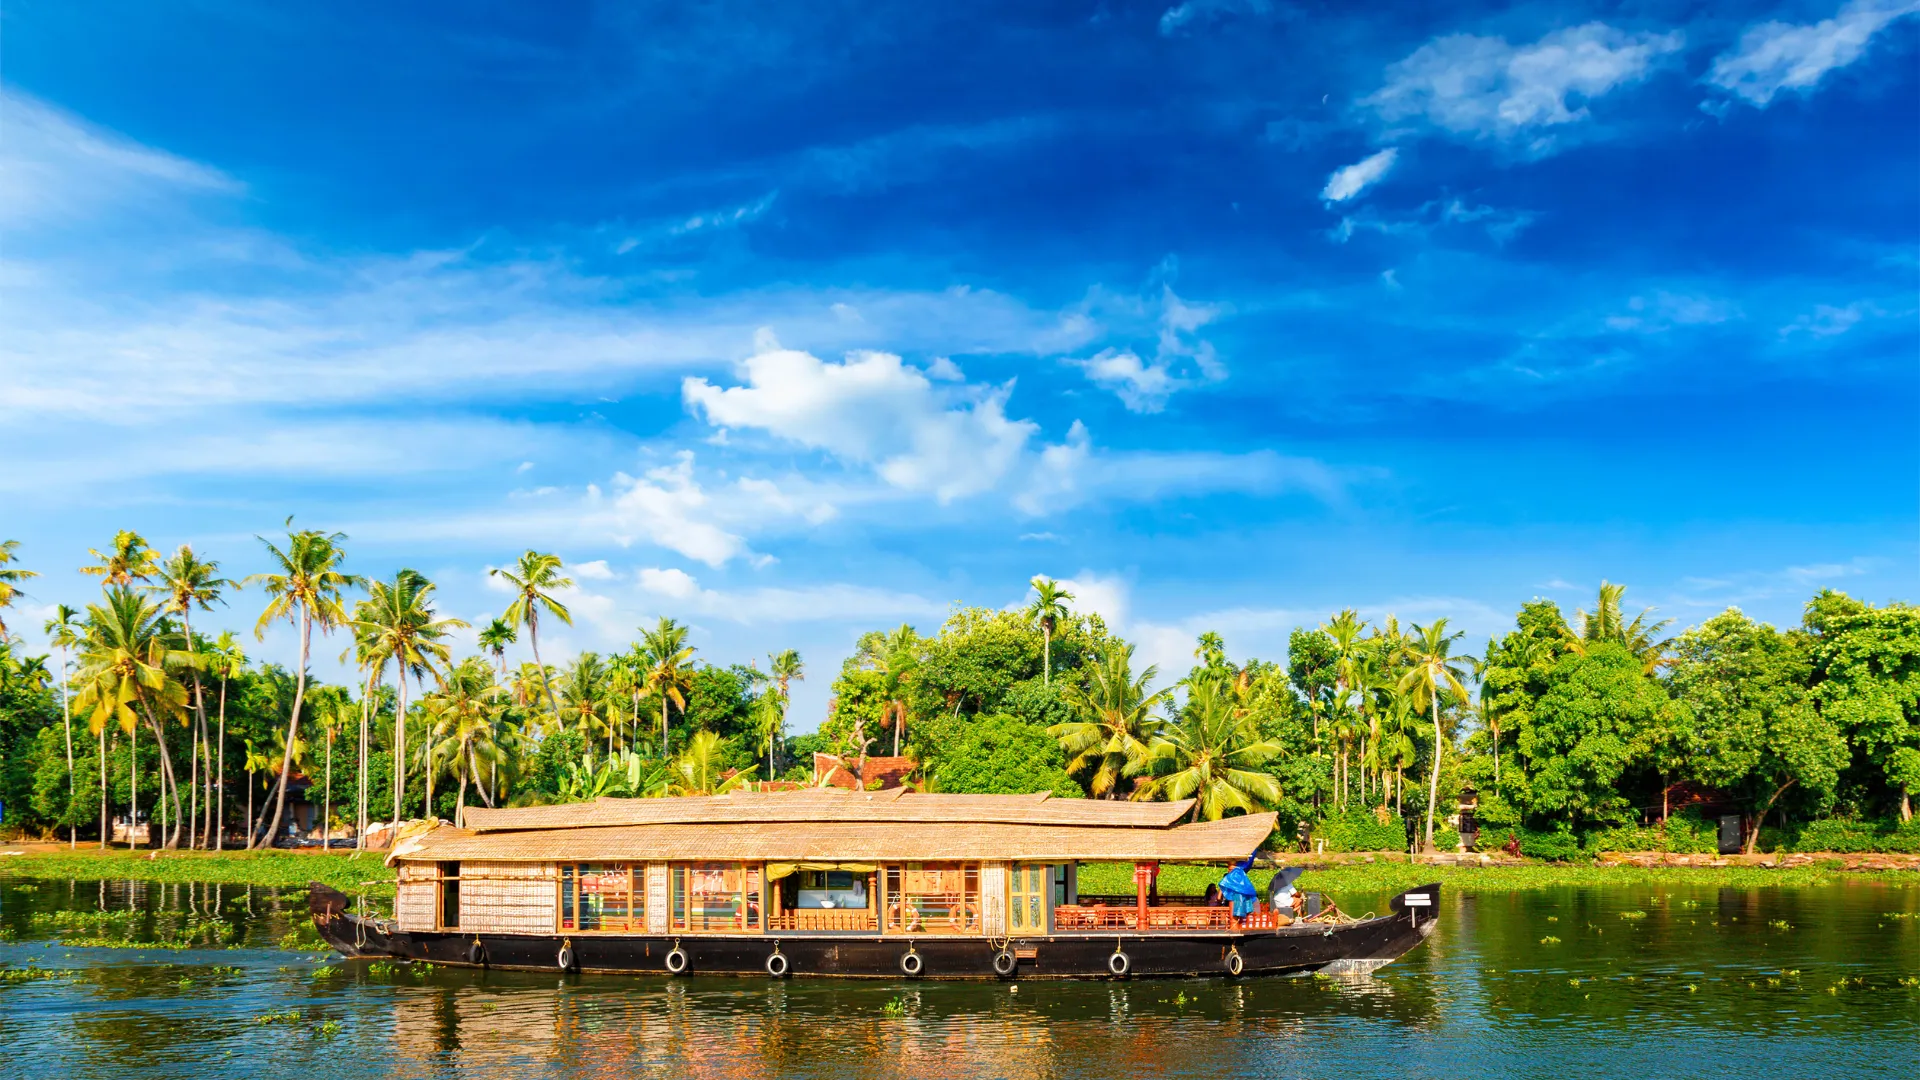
left=1138, top=676, right=1282, bottom=820
left=667, top=729, right=751, bottom=796
left=934, top=713, right=1081, bottom=796
left=71, top=588, right=194, bottom=849
left=1519, top=641, right=1675, bottom=829
left=491, top=551, right=573, bottom=727
left=478, top=617, right=517, bottom=679
left=44, top=604, right=83, bottom=846
left=152, top=545, right=232, bottom=848
left=1803, top=591, right=1920, bottom=821
left=1400, top=619, right=1472, bottom=852
left=1025, top=577, right=1075, bottom=687
left=640, top=616, right=695, bottom=753
left=1674, top=609, right=1849, bottom=851
left=0, top=539, right=38, bottom=637
left=80, top=530, right=160, bottom=588
left=355, top=569, right=464, bottom=828
left=244, top=524, right=363, bottom=848
left=1049, top=644, right=1170, bottom=798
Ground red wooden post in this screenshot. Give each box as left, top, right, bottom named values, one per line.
left=1133, top=862, right=1156, bottom=931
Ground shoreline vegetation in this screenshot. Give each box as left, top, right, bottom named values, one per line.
left=2, top=532, right=1917, bottom=864
left=1, top=848, right=1913, bottom=904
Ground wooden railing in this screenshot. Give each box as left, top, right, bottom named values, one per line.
left=767, top=909, right=879, bottom=933
left=1053, top=904, right=1289, bottom=932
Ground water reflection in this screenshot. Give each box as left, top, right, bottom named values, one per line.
left=1, top=878, right=1916, bottom=1079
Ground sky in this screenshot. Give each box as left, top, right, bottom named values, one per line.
left=2, top=0, right=1916, bottom=728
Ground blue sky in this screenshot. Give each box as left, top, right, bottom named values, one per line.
left=3, top=0, right=1916, bottom=726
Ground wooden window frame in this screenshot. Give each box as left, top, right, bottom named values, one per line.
left=882, top=862, right=982, bottom=936
left=555, top=863, right=644, bottom=933
left=669, top=862, right=763, bottom=934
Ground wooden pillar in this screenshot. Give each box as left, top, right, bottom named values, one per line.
left=1133, top=861, right=1155, bottom=931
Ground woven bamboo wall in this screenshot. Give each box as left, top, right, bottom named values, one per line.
left=645, top=863, right=669, bottom=933
left=980, top=863, right=1008, bottom=938
left=395, top=864, right=438, bottom=932
left=458, top=861, right=558, bottom=935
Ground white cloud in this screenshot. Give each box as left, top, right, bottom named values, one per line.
left=573, top=559, right=617, bottom=580
left=1321, top=148, right=1399, bottom=202
left=1604, top=291, right=1743, bottom=333
left=1781, top=300, right=1881, bottom=336
left=637, top=566, right=702, bottom=599
left=1364, top=23, right=1684, bottom=152
left=1708, top=0, right=1920, bottom=107
left=684, top=339, right=1045, bottom=502
left=0, top=89, right=241, bottom=229
left=598, top=452, right=756, bottom=567
left=1066, top=286, right=1225, bottom=413
left=1330, top=198, right=1535, bottom=245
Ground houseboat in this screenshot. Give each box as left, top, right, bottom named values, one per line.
left=310, top=789, right=1439, bottom=979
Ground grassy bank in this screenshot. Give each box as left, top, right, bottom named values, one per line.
left=1079, top=860, right=1920, bottom=899
left=0, top=849, right=396, bottom=896
left=2, top=849, right=1912, bottom=902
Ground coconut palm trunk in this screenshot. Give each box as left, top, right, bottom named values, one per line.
left=255, top=604, right=312, bottom=849
left=322, top=726, right=333, bottom=848
left=129, top=722, right=139, bottom=850
left=57, top=642, right=74, bottom=848
left=98, top=727, right=108, bottom=849
left=215, top=675, right=228, bottom=851
left=358, top=669, right=373, bottom=849
left=1424, top=691, right=1443, bottom=852
left=393, top=670, right=409, bottom=825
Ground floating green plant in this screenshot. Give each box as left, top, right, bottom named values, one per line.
left=1540, top=936, right=1561, bottom=945
left=882, top=996, right=907, bottom=1018
left=254, top=1008, right=302, bottom=1025
left=1620, top=910, right=1647, bottom=920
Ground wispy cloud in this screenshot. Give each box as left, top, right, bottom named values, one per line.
left=1321, top=148, right=1399, bottom=203
left=1707, top=0, right=1920, bottom=107
left=1364, top=23, right=1684, bottom=154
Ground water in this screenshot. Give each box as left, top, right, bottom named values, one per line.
left=2, top=878, right=1916, bottom=1079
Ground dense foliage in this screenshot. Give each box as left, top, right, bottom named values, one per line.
left=2, top=532, right=1916, bottom=856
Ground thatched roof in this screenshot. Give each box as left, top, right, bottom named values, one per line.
left=399, top=811, right=1277, bottom=864
left=458, top=789, right=1196, bottom=833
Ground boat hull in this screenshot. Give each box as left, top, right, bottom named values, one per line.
left=311, top=882, right=1439, bottom=980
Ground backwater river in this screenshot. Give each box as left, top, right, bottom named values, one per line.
left=0, top=877, right=1916, bottom=1079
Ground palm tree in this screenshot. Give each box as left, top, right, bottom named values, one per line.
left=44, top=605, right=82, bottom=847
left=875, top=624, right=919, bottom=756
left=1025, top=577, right=1074, bottom=687
left=152, top=545, right=232, bottom=848
left=314, top=691, right=352, bottom=847
left=1049, top=644, right=1171, bottom=798
left=1137, top=677, right=1282, bottom=820
left=71, top=588, right=194, bottom=850
left=559, top=651, right=615, bottom=753
left=424, top=659, right=508, bottom=826
left=0, top=539, right=38, bottom=638
left=1400, top=619, right=1472, bottom=852
left=1565, top=581, right=1672, bottom=674
left=1378, top=683, right=1420, bottom=812
left=667, top=730, right=752, bottom=796
left=640, top=617, right=695, bottom=754
left=491, top=552, right=572, bottom=726
left=205, top=632, right=245, bottom=850
left=478, top=617, right=516, bottom=679
left=80, top=530, right=161, bottom=587
left=355, top=569, right=464, bottom=828
left=243, top=524, right=363, bottom=849
left=765, top=648, right=803, bottom=777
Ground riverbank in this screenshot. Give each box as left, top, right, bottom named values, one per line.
left=0, top=847, right=396, bottom=896
left=4, top=846, right=1912, bottom=901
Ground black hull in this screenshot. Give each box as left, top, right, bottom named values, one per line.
left=311, top=882, right=1438, bottom=980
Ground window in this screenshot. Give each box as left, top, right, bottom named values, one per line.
left=796, top=870, right=870, bottom=909
left=438, top=862, right=461, bottom=930
left=883, top=863, right=980, bottom=935
left=558, top=864, right=642, bottom=932
left=1009, top=864, right=1047, bottom=934
left=671, top=863, right=762, bottom=932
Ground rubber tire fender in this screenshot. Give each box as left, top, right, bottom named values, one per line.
left=556, top=944, right=575, bottom=972
left=1107, top=949, right=1130, bottom=977
left=766, top=951, right=789, bottom=978
left=899, top=949, right=925, bottom=977
left=468, top=939, right=486, bottom=967
left=1225, top=948, right=1243, bottom=976
left=665, top=947, right=690, bottom=975
left=992, top=949, right=1017, bottom=977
